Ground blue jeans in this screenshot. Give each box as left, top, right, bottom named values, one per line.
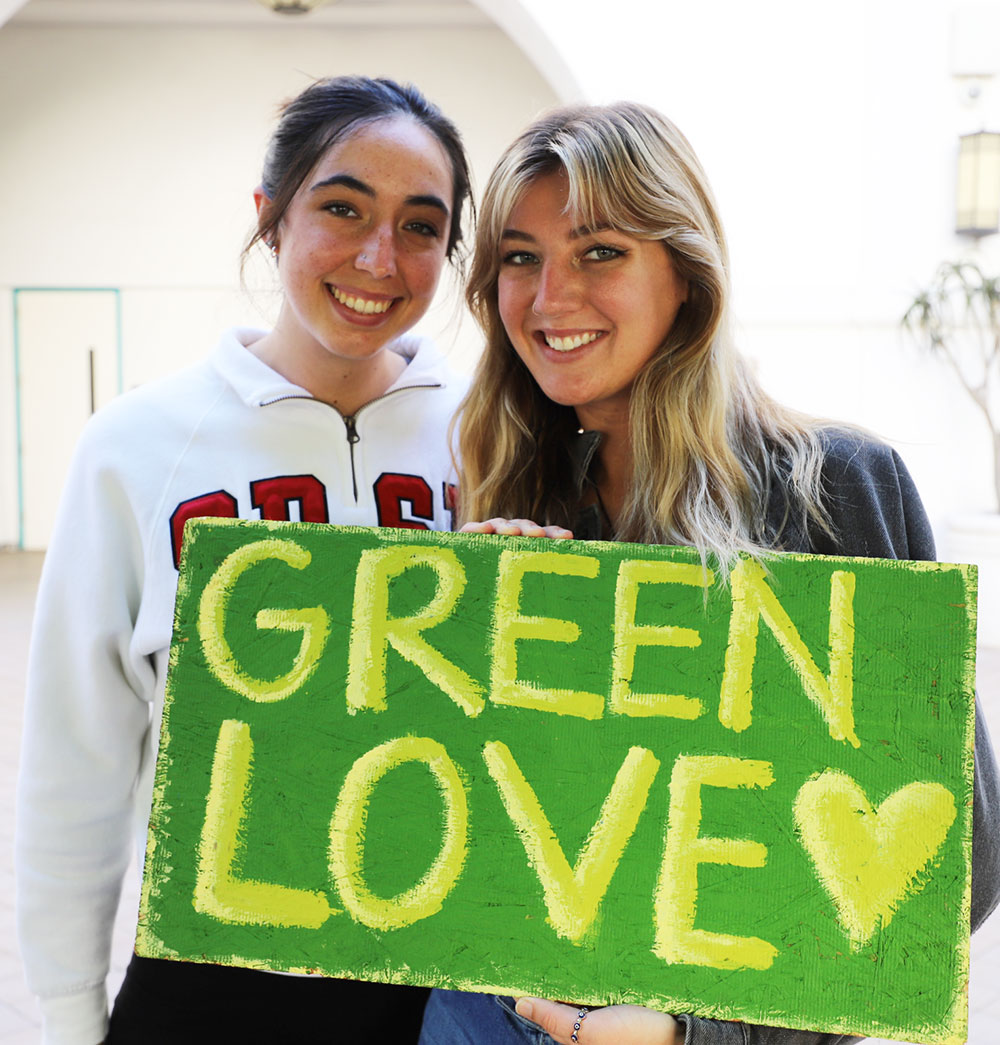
left=419, top=989, right=556, bottom=1045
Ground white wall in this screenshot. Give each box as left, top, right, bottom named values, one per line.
left=0, top=12, right=558, bottom=547
left=5, top=0, right=1000, bottom=554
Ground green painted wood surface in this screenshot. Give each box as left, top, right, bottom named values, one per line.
left=137, top=518, right=977, bottom=1044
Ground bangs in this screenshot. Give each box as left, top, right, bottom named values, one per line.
left=554, top=125, right=691, bottom=243
left=558, top=143, right=638, bottom=234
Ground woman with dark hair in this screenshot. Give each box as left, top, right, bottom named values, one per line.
left=419, top=101, right=1000, bottom=1045
left=16, top=75, right=472, bottom=1045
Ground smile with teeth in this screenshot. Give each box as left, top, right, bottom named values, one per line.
left=330, top=286, right=395, bottom=315
left=542, top=331, right=604, bottom=352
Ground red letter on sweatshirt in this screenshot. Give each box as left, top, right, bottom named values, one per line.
left=170, top=490, right=239, bottom=568
left=374, top=473, right=433, bottom=529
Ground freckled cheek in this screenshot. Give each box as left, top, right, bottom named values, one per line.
left=405, top=252, right=448, bottom=300
left=497, top=279, right=528, bottom=343
left=295, top=239, right=344, bottom=276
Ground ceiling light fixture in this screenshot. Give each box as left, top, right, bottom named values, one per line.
left=257, top=0, right=334, bottom=15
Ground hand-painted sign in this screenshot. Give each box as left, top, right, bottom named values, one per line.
left=137, top=519, right=976, bottom=1044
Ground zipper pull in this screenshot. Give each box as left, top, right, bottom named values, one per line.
left=343, top=414, right=361, bottom=502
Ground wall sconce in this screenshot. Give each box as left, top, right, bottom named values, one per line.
left=257, top=0, right=333, bottom=13
left=957, top=130, right=1000, bottom=237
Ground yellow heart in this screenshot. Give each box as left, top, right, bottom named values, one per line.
left=793, top=770, right=956, bottom=949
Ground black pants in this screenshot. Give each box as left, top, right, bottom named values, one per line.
left=107, top=954, right=430, bottom=1043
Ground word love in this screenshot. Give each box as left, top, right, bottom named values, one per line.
left=197, top=723, right=955, bottom=967
left=139, top=521, right=976, bottom=1045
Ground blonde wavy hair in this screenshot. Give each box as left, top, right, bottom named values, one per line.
left=458, top=101, right=832, bottom=568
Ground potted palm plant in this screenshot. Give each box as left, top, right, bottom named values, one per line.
left=903, top=259, right=1000, bottom=644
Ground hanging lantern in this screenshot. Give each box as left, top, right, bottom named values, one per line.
left=956, top=131, right=1000, bottom=237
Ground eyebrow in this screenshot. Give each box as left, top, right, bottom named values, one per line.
left=501, top=222, right=611, bottom=242
left=311, top=173, right=374, bottom=197
left=311, top=174, right=450, bottom=217
left=406, top=194, right=451, bottom=218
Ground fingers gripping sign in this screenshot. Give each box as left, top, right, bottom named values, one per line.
left=513, top=998, right=682, bottom=1045
left=459, top=518, right=574, bottom=539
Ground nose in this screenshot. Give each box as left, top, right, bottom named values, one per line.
left=355, top=224, right=396, bottom=279
left=531, top=261, right=582, bottom=317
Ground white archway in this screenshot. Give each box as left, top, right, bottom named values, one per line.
left=467, top=0, right=582, bottom=102
left=0, top=0, right=28, bottom=27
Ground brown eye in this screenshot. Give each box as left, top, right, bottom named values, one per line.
left=404, top=221, right=440, bottom=238
left=324, top=202, right=358, bottom=218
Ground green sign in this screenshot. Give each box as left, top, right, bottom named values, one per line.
left=137, top=518, right=976, bottom=1044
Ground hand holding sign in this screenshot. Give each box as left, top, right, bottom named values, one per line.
left=459, top=517, right=574, bottom=539
left=514, top=998, right=681, bottom=1045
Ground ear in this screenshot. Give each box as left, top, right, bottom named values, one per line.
left=254, top=185, right=279, bottom=250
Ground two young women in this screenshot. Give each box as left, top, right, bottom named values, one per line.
left=16, top=76, right=472, bottom=1044
left=17, top=76, right=1000, bottom=1045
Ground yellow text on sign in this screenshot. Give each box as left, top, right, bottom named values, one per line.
left=192, top=720, right=798, bottom=968
left=196, top=539, right=859, bottom=744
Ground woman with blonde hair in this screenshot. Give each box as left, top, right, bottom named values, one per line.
left=419, top=101, right=1000, bottom=1044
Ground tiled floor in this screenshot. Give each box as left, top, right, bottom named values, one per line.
left=1, top=548, right=999, bottom=1045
